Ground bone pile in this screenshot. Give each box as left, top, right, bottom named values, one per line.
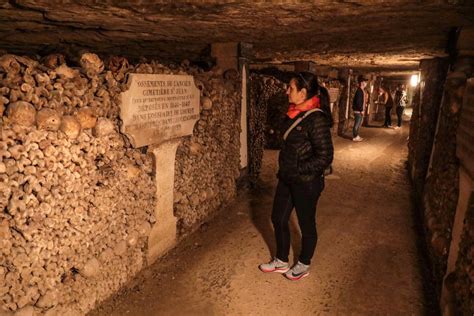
left=0, top=53, right=241, bottom=315
left=174, top=67, right=241, bottom=235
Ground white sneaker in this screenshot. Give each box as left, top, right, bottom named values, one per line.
left=394, top=126, right=400, bottom=130
left=284, top=261, right=310, bottom=281
left=352, top=136, right=363, bottom=142
left=259, top=258, right=290, bottom=273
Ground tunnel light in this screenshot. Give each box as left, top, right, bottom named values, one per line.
left=410, top=74, right=419, bottom=87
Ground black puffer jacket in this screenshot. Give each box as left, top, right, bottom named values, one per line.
left=277, top=111, right=334, bottom=183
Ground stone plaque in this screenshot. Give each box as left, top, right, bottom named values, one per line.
left=328, top=87, right=340, bottom=103
left=120, top=74, right=200, bottom=147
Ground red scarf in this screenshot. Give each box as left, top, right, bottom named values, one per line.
left=286, top=96, right=320, bottom=119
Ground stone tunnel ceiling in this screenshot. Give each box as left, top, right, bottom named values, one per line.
left=1, top=0, right=473, bottom=70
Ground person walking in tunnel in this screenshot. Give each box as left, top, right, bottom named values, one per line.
left=380, top=85, right=394, bottom=128
left=394, top=84, right=407, bottom=129
left=352, top=75, right=368, bottom=142
left=259, top=72, right=334, bottom=281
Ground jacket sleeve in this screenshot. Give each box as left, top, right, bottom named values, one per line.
left=298, top=114, right=334, bottom=177
left=352, top=90, right=364, bottom=111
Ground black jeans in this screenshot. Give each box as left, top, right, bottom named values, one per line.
left=271, top=176, right=324, bottom=265
left=384, top=106, right=392, bottom=127
left=396, top=106, right=404, bottom=127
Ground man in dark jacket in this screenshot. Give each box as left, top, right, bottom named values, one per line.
left=352, top=75, right=368, bottom=142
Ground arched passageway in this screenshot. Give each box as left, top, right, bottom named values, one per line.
left=89, top=124, right=436, bottom=315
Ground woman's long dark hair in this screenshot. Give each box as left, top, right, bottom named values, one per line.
left=292, top=71, right=333, bottom=127
left=381, top=85, right=394, bottom=106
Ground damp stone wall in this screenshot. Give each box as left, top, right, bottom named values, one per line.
left=0, top=53, right=241, bottom=315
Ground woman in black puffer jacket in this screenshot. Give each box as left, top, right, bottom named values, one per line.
left=259, top=72, right=334, bottom=281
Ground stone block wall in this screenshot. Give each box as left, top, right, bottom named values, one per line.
left=0, top=53, right=241, bottom=315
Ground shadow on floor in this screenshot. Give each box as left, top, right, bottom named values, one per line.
left=338, top=133, right=354, bottom=140
left=248, top=179, right=302, bottom=264
left=363, top=123, right=387, bottom=128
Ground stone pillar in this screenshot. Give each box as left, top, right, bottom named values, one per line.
left=364, top=73, right=376, bottom=126
left=147, top=139, right=181, bottom=264
left=239, top=44, right=252, bottom=172
left=336, top=69, right=351, bottom=136
left=328, top=82, right=341, bottom=134
left=120, top=73, right=200, bottom=265
left=239, top=63, right=248, bottom=170
left=212, top=42, right=251, bottom=174
left=407, top=82, right=421, bottom=174
left=407, top=58, right=449, bottom=197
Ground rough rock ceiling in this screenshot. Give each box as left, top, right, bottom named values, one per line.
left=1, top=0, right=473, bottom=71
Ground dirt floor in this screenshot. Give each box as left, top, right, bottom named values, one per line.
left=89, top=123, right=437, bottom=316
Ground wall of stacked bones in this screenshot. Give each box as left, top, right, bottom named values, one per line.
left=407, top=56, right=473, bottom=314
left=0, top=53, right=241, bottom=315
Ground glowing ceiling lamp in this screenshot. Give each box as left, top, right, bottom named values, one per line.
left=410, top=74, right=419, bottom=87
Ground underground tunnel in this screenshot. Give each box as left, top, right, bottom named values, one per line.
left=0, top=1, right=473, bottom=315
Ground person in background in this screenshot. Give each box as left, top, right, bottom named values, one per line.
left=259, top=72, right=333, bottom=281
left=394, top=84, right=407, bottom=129
left=352, top=75, right=368, bottom=142
left=380, top=85, right=394, bottom=128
